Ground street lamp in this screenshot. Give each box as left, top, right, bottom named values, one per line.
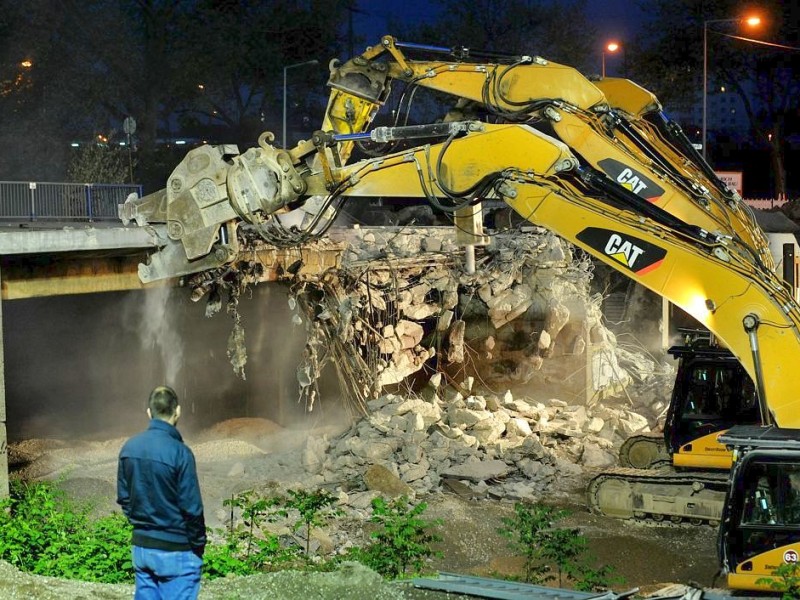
left=702, top=15, right=761, bottom=160
left=282, top=59, right=319, bottom=148
left=601, top=42, right=620, bottom=78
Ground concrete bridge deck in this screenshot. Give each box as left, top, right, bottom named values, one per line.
left=0, top=223, right=165, bottom=299
left=0, top=223, right=348, bottom=299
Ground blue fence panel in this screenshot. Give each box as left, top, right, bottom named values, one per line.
left=0, top=181, right=142, bottom=221
left=0, top=182, right=35, bottom=219
left=36, top=183, right=88, bottom=220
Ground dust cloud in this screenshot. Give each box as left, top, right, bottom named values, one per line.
left=4, top=284, right=343, bottom=443
left=130, top=286, right=184, bottom=387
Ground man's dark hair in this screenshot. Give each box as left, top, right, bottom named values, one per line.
left=148, top=386, right=179, bottom=420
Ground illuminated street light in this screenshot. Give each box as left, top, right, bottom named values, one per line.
left=702, top=14, right=761, bottom=159
left=282, top=59, right=319, bottom=148
left=601, top=41, right=621, bottom=78
left=20, top=60, right=32, bottom=68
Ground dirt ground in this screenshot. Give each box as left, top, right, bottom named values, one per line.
left=5, top=416, right=722, bottom=598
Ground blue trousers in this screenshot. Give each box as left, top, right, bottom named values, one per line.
left=132, top=545, right=202, bottom=600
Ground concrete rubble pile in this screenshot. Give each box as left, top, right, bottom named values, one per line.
left=301, top=367, right=671, bottom=512
left=290, top=226, right=675, bottom=510
left=294, top=226, right=649, bottom=411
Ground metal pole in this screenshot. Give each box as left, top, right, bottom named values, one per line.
left=282, top=66, right=288, bottom=149
left=601, top=52, right=606, bottom=78
left=465, top=245, right=476, bottom=274
left=127, top=133, right=133, bottom=183
left=743, top=314, right=771, bottom=426
left=0, top=265, right=8, bottom=499
left=702, top=21, right=708, bottom=160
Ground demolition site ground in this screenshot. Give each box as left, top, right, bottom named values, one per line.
left=4, top=415, right=719, bottom=599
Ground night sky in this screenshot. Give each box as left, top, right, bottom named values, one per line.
left=352, top=0, right=646, bottom=46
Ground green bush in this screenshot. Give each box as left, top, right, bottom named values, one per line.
left=0, top=483, right=450, bottom=585
left=204, top=489, right=302, bottom=579
left=283, top=488, right=342, bottom=555
left=357, top=496, right=442, bottom=579
left=498, top=501, right=623, bottom=591
left=202, top=538, right=259, bottom=579
left=0, top=480, right=133, bottom=583
left=45, top=512, right=133, bottom=583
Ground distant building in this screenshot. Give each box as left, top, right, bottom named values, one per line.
left=666, top=80, right=754, bottom=146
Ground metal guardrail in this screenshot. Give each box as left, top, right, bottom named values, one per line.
left=0, top=181, right=143, bottom=222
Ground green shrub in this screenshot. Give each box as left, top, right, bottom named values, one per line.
left=44, top=512, right=133, bottom=583
left=204, top=489, right=301, bottom=579
left=0, top=483, right=449, bottom=585
left=0, top=480, right=133, bottom=583
left=283, top=488, right=342, bottom=555
left=357, top=496, right=442, bottom=579
left=498, top=501, right=623, bottom=591
left=202, top=537, right=259, bottom=579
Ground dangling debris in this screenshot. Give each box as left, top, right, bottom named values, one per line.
left=187, top=226, right=639, bottom=412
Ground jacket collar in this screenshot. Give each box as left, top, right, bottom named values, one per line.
left=148, top=418, right=183, bottom=442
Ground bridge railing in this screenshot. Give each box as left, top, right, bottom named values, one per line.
left=0, top=181, right=143, bottom=221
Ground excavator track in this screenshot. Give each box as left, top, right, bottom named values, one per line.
left=587, top=467, right=729, bottom=525
left=618, top=433, right=671, bottom=469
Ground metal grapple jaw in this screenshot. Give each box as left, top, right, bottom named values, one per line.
left=119, top=136, right=308, bottom=282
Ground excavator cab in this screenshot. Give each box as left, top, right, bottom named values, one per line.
left=719, top=426, right=800, bottom=591
left=664, top=344, right=761, bottom=470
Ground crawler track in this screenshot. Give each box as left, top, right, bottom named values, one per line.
left=587, top=467, right=729, bottom=524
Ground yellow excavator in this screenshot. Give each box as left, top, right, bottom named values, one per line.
left=120, top=36, right=800, bottom=591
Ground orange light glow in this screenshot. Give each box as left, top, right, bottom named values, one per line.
left=744, top=16, right=761, bottom=27
left=20, top=60, right=32, bottom=68
left=606, top=42, right=620, bottom=53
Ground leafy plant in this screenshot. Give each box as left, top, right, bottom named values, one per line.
left=0, top=480, right=133, bottom=583
left=212, top=489, right=299, bottom=576
left=67, top=138, right=133, bottom=184
left=498, top=501, right=623, bottom=591
left=202, top=536, right=258, bottom=579
left=540, top=525, right=586, bottom=587
left=283, top=488, right=342, bottom=555
left=757, top=562, right=800, bottom=599
left=498, top=501, right=564, bottom=584
left=358, top=496, right=442, bottom=579
left=44, top=512, right=133, bottom=583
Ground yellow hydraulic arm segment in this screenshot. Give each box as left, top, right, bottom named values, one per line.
left=594, top=77, right=771, bottom=267
left=322, top=36, right=772, bottom=269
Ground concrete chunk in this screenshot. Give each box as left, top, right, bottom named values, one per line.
left=440, top=459, right=512, bottom=482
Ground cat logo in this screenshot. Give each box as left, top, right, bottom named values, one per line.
left=605, top=234, right=644, bottom=268
left=577, top=227, right=667, bottom=275
left=597, top=158, right=665, bottom=202
left=616, top=168, right=648, bottom=195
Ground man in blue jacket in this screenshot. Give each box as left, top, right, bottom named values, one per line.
left=117, top=386, right=206, bottom=599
